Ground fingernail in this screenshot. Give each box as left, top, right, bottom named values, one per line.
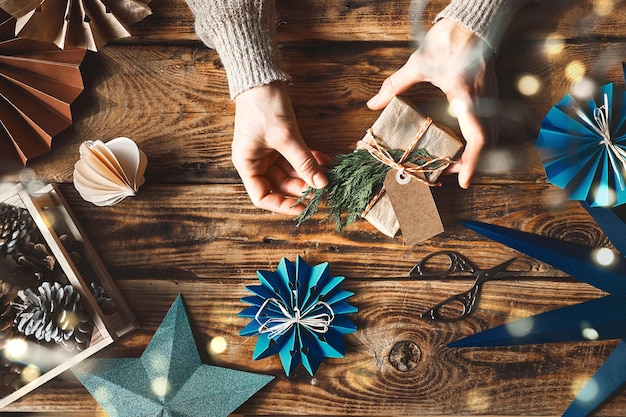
left=312, top=172, right=328, bottom=189
left=367, top=94, right=380, bottom=108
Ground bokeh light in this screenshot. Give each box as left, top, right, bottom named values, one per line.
left=570, top=77, right=597, bottom=99
left=21, top=364, right=41, bottom=384
left=448, top=99, right=467, bottom=119
left=146, top=352, right=168, bottom=373
left=208, top=336, right=228, bottom=356
left=544, top=34, right=565, bottom=56
left=24, top=180, right=47, bottom=196
left=505, top=310, right=534, bottom=338
left=93, top=386, right=112, bottom=403
left=58, top=310, right=79, bottom=331
left=478, top=149, right=516, bottom=174
left=517, top=74, right=541, bottom=96
left=465, top=389, right=491, bottom=412
left=542, top=188, right=569, bottom=210
left=581, top=326, right=600, bottom=341
left=565, top=61, right=587, bottom=83
left=151, top=376, right=170, bottom=397
left=593, top=247, right=615, bottom=266
left=592, top=185, right=617, bottom=207
left=4, top=338, right=28, bottom=361
left=93, top=387, right=118, bottom=417
left=594, top=0, right=615, bottom=16
left=572, top=376, right=599, bottom=402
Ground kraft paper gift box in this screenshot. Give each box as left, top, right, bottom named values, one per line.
left=361, top=97, right=463, bottom=245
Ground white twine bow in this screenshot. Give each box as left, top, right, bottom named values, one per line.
left=575, top=93, right=626, bottom=191
left=255, top=294, right=335, bottom=339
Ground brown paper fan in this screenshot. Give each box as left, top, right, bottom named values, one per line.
left=0, top=0, right=152, bottom=51
left=0, top=10, right=85, bottom=166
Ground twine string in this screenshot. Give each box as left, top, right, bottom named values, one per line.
left=255, top=295, right=335, bottom=339
left=575, top=93, right=626, bottom=191
left=357, top=135, right=453, bottom=181
left=357, top=117, right=452, bottom=217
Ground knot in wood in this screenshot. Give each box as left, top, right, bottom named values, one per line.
left=389, top=340, right=421, bottom=372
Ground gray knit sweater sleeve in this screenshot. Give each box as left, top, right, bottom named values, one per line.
left=185, top=0, right=530, bottom=99
left=184, top=0, right=289, bottom=98
left=436, top=0, right=533, bottom=51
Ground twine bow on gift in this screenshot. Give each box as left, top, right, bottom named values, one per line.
left=254, top=295, right=335, bottom=339
left=575, top=93, right=626, bottom=191
left=357, top=117, right=453, bottom=216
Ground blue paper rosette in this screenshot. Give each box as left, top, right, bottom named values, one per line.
left=239, top=256, right=357, bottom=376
left=536, top=65, right=626, bottom=207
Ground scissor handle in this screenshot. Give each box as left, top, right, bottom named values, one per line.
left=420, top=284, right=480, bottom=322
left=408, top=251, right=476, bottom=278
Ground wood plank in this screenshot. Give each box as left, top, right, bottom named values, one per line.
left=38, top=182, right=610, bottom=281
left=3, top=0, right=626, bottom=416
left=10, top=41, right=626, bottom=184
left=4, top=278, right=623, bottom=416
left=127, top=0, right=626, bottom=43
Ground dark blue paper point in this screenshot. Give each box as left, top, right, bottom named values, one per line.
left=459, top=220, right=626, bottom=295
left=581, top=201, right=626, bottom=257
left=454, top=220, right=626, bottom=416
left=562, top=339, right=626, bottom=417
left=448, top=295, right=626, bottom=348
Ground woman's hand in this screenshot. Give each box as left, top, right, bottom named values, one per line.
left=233, top=82, right=329, bottom=214
left=367, top=18, right=499, bottom=189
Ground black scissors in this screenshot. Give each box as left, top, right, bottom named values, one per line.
left=408, top=251, right=517, bottom=322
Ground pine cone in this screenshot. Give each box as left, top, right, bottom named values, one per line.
left=0, top=280, right=18, bottom=349
left=90, top=282, right=116, bottom=312
left=0, top=360, right=25, bottom=396
left=12, top=282, right=94, bottom=351
left=0, top=204, right=36, bottom=258
left=12, top=234, right=83, bottom=284
left=59, top=233, right=83, bottom=266
left=12, top=242, right=58, bottom=282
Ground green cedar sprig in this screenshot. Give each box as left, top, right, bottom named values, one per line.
left=294, top=147, right=445, bottom=231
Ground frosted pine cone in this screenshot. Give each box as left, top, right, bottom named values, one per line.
left=12, top=282, right=93, bottom=351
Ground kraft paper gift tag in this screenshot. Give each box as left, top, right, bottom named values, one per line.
left=384, top=168, right=443, bottom=246
left=362, top=97, right=463, bottom=241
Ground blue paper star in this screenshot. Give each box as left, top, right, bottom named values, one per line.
left=452, top=220, right=626, bottom=417
left=73, top=295, right=273, bottom=417
left=239, top=256, right=357, bottom=376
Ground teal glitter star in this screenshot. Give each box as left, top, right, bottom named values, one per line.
left=73, top=295, right=273, bottom=417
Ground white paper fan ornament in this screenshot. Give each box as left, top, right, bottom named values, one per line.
left=73, top=137, right=147, bottom=206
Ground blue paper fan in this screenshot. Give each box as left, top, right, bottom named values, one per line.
left=536, top=64, right=626, bottom=207
left=239, top=256, right=357, bottom=377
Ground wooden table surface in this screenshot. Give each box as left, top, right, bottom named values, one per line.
left=3, top=0, right=626, bottom=415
